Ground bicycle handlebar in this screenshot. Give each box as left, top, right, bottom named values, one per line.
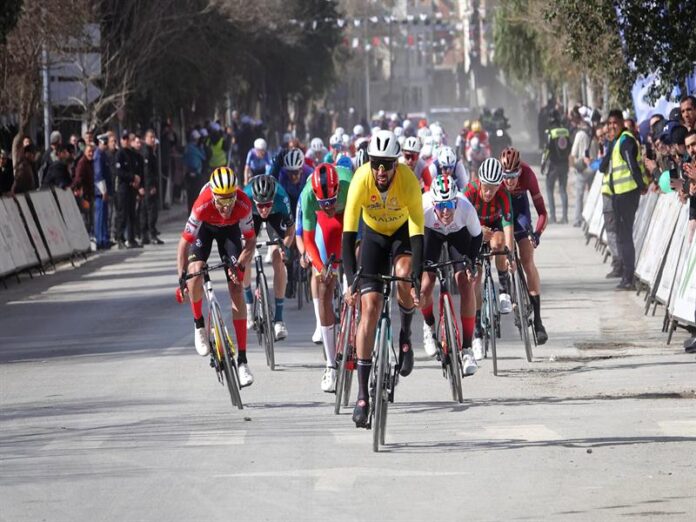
left=424, top=257, right=472, bottom=271
left=175, top=258, right=236, bottom=303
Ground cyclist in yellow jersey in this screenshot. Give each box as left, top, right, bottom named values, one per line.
left=342, top=130, right=425, bottom=428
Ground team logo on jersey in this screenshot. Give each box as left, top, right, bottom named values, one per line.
left=370, top=194, right=378, bottom=203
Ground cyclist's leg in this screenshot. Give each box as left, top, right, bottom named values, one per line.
left=392, top=223, right=416, bottom=376
left=219, top=225, right=250, bottom=364
left=447, top=230, right=476, bottom=348
left=421, top=228, right=445, bottom=328
left=243, top=216, right=263, bottom=322
left=315, top=213, right=343, bottom=368
left=187, top=224, right=215, bottom=327
left=266, top=215, right=287, bottom=325
left=558, top=165, right=569, bottom=223
left=519, top=236, right=546, bottom=340
left=491, top=229, right=510, bottom=294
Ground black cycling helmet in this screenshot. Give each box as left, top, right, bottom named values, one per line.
left=548, top=109, right=561, bottom=125
left=250, top=174, right=277, bottom=204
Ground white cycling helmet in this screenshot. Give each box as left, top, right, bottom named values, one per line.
left=354, top=136, right=369, bottom=150
left=431, top=173, right=458, bottom=203
left=417, top=127, right=432, bottom=140
left=393, top=126, right=404, bottom=137
left=310, top=137, right=324, bottom=152
left=342, top=134, right=351, bottom=148
left=368, top=130, right=401, bottom=159
left=420, top=144, right=433, bottom=159
left=254, top=138, right=267, bottom=151
left=353, top=124, right=365, bottom=137
left=355, top=148, right=369, bottom=168
left=283, top=148, right=305, bottom=170
left=432, top=133, right=443, bottom=146
left=371, top=126, right=381, bottom=136
left=402, top=119, right=412, bottom=130
left=437, top=146, right=457, bottom=169
left=397, top=135, right=405, bottom=147
left=335, top=127, right=345, bottom=137
left=478, top=158, right=504, bottom=185
left=402, top=136, right=422, bottom=154
left=329, top=133, right=342, bottom=148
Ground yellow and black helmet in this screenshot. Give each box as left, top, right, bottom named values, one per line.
left=209, top=166, right=237, bottom=196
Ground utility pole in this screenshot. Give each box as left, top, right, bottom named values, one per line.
left=41, top=45, right=51, bottom=148
left=364, top=19, right=371, bottom=123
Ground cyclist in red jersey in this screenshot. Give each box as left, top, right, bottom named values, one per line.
left=176, top=167, right=257, bottom=386
left=500, top=147, right=548, bottom=343
left=464, top=158, right=516, bottom=360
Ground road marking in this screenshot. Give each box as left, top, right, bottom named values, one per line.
left=185, top=430, right=246, bottom=446
left=42, top=437, right=104, bottom=451
left=330, top=429, right=371, bottom=445
left=657, top=420, right=696, bottom=437
left=476, top=424, right=561, bottom=441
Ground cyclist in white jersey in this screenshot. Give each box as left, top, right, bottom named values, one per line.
left=427, top=146, right=469, bottom=191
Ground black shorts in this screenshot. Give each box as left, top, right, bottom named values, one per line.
left=189, top=222, right=243, bottom=281
left=358, top=222, right=411, bottom=294
left=253, top=213, right=290, bottom=240
left=424, top=227, right=474, bottom=273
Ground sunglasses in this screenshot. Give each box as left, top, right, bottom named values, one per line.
left=503, top=169, right=521, bottom=179
left=404, top=152, right=418, bottom=161
left=317, top=196, right=338, bottom=209
left=287, top=169, right=301, bottom=176
left=213, top=195, right=236, bottom=211
left=255, top=201, right=273, bottom=211
left=370, top=158, right=397, bottom=171
left=435, top=200, right=456, bottom=211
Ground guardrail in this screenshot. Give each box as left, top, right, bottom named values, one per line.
left=582, top=171, right=696, bottom=342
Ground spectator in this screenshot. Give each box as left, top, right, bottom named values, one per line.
left=183, top=129, right=206, bottom=213
left=571, top=110, right=593, bottom=227
left=72, top=143, right=95, bottom=234
left=206, top=122, right=229, bottom=171
left=42, top=145, right=72, bottom=189
left=140, top=129, right=163, bottom=244
left=679, top=96, right=695, bottom=131
left=37, top=130, right=62, bottom=187
left=11, top=142, right=37, bottom=195
left=130, top=133, right=145, bottom=241
left=541, top=109, right=571, bottom=224
left=537, top=95, right=556, bottom=150
left=94, top=134, right=113, bottom=250
left=0, top=149, right=13, bottom=195
left=114, top=130, right=141, bottom=249
left=599, top=109, right=648, bottom=290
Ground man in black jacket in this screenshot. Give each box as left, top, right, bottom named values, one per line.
left=115, top=130, right=141, bottom=249
left=140, top=129, right=163, bottom=244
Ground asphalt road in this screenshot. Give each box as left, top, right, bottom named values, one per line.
left=1, top=205, right=695, bottom=521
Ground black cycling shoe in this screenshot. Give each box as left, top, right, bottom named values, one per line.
left=398, top=333, right=414, bottom=377
left=535, top=323, right=548, bottom=345
left=352, top=399, right=369, bottom=428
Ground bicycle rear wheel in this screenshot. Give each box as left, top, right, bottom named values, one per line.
left=259, top=273, right=275, bottom=370
left=486, top=277, right=499, bottom=376
left=212, top=305, right=243, bottom=409
left=514, top=270, right=533, bottom=362
left=372, top=318, right=389, bottom=452
left=443, top=296, right=463, bottom=403
left=334, top=303, right=354, bottom=414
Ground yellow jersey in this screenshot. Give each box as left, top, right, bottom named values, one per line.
left=344, top=163, right=425, bottom=237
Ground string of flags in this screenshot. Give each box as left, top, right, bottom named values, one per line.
left=287, top=16, right=465, bottom=33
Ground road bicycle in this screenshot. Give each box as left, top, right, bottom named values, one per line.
left=478, top=245, right=509, bottom=376
left=510, top=229, right=537, bottom=363
left=251, top=239, right=282, bottom=371
left=354, top=268, right=416, bottom=452
left=425, top=257, right=473, bottom=403
left=177, top=260, right=243, bottom=409
left=334, top=292, right=358, bottom=414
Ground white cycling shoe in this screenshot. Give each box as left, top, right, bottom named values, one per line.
left=472, top=337, right=484, bottom=361
left=499, top=293, right=513, bottom=314
left=320, top=367, right=336, bottom=392
left=194, top=327, right=210, bottom=357
left=238, top=363, right=254, bottom=387
left=422, top=323, right=438, bottom=357
left=274, top=321, right=288, bottom=341
left=462, top=348, right=478, bottom=375
left=312, top=326, right=322, bottom=345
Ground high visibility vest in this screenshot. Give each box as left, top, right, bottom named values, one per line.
left=209, top=137, right=227, bottom=169
left=602, top=131, right=647, bottom=195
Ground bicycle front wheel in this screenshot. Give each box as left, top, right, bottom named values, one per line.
left=334, top=303, right=354, bottom=414
left=514, top=270, right=533, bottom=363
left=372, top=318, right=390, bottom=453
left=443, top=296, right=463, bottom=403
left=297, top=264, right=305, bottom=310
left=259, top=273, right=276, bottom=370
left=212, top=304, right=243, bottom=409
left=486, top=277, right=498, bottom=376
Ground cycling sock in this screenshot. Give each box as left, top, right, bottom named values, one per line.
left=233, top=318, right=247, bottom=354
left=274, top=297, right=284, bottom=322
left=461, top=316, right=475, bottom=347
left=421, top=303, right=435, bottom=327
left=399, top=304, right=415, bottom=342
left=312, top=298, right=321, bottom=328
left=529, top=294, right=541, bottom=326
left=321, top=325, right=336, bottom=367
left=194, top=316, right=205, bottom=329
left=498, top=272, right=510, bottom=294
left=191, top=299, right=203, bottom=320
left=357, top=358, right=372, bottom=401
left=243, top=286, right=253, bottom=305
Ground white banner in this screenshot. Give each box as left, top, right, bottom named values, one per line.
left=0, top=198, right=38, bottom=270
left=582, top=171, right=603, bottom=224
left=587, top=191, right=605, bottom=238
left=0, top=207, right=16, bottom=276
left=15, top=194, right=51, bottom=265
left=633, top=190, right=659, bottom=259
left=655, top=205, right=690, bottom=305
left=635, top=192, right=681, bottom=286
left=53, top=188, right=91, bottom=252
left=671, top=233, right=696, bottom=325
left=27, top=191, right=73, bottom=260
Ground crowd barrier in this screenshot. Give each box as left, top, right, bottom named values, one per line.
left=0, top=188, right=91, bottom=283
left=582, top=171, right=696, bottom=341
